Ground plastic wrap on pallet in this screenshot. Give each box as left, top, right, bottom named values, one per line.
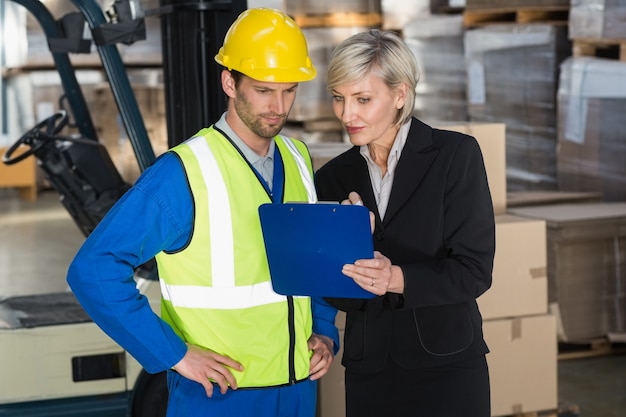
left=285, top=0, right=381, bottom=15
left=404, top=15, right=468, bottom=123
left=465, top=0, right=569, bottom=7
left=464, top=24, right=571, bottom=191
left=381, top=0, right=430, bottom=30
left=557, top=57, right=626, bottom=201
left=248, top=0, right=286, bottom=9
left=289, top=27, right=370, bottom=123
left=569, top=0, right=626, bottom=39
left=3, top=3, right=28, bottom=67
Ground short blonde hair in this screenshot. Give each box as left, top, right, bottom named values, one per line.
left=327, top=29, right=419, bottom=126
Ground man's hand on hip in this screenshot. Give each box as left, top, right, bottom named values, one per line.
left=173, top=343, right=244, bottom=397
left=308, top=334, right=334, bottom=381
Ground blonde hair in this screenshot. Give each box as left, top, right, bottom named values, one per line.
left=327, top=29, right=419, bottom=126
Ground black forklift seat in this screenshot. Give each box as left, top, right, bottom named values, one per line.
left=3, top=110, right=130, bottom=237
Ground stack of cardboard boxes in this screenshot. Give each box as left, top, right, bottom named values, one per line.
left=509, top=202, right=626, bottom=343
left=317, top=123, right=558, bottom=417
left=445, top=123, right=557, bottom=417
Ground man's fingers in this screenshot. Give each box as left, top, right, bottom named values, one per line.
left=308, top=334, right=334, bottom=381
left=207, top=355, right=241, bottom=391
left=175, top=344, right=243, bottom=397
left=210, top=372, right=233, bottom=395
left=213, top=352, right=244, bottom=373
left=201, top=379, right=215, bottom=397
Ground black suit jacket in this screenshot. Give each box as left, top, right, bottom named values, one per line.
left=315, top=118, right=496, bottom=374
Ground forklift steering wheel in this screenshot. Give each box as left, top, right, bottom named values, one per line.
left=2, top=110, right=69, bottom=165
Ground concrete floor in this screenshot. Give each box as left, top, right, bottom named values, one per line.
left=558, top=353, right=626, bottom=417
left=0, top=190, right=84, bottom=297
left=1, top=189, right=625, bottom=416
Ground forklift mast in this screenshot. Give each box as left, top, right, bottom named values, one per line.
left=7, top=0, right=247, bottom=240
left=157, top=0, right=247, bottom=147
left=0, top=1, right=247, bottom=415
left=11, top=0, right=246, bottom=166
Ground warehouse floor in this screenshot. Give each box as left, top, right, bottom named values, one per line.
left=558, top=352, right=626, bottom=417
left=1, top=189, right=625, bottom=416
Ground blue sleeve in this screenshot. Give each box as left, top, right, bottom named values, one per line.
left=311, top=297, right=340, bottom=355
left=67, top=152, right=191, bottom=373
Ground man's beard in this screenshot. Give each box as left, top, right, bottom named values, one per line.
left=234, top=92, right=287, bottom=138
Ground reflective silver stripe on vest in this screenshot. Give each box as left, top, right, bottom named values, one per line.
left=188, top=136, right=235, bottom=288
left=160, top=280, right=287, bottom=309
left=280, top=135, right=317, bottom=203
left=160, top=135, right=312, bottom=309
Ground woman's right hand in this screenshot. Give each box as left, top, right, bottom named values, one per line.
left=342, top=251, right=405, bottom=295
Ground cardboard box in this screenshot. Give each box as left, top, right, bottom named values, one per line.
left=436, top=122, right=507, bottom=215
left=479, top=214, right=547, bottom=320
left=484, top=314, right=558, bottom=417
left=509, top=203, right=626, bottom=341
left=0, top=146, right=37, bottom=201
left=319, top=313, right=558, bottom=417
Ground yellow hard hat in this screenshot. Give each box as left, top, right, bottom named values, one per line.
left=215, top=8, right=316, bottom=82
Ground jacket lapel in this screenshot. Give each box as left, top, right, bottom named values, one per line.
left=383, top=119, right=438, bottom=225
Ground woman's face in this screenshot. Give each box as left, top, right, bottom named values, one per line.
left=331, top=72, right=406, bottom=147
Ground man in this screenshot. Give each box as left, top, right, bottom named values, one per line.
left=67, top=8, right=338, bottom=417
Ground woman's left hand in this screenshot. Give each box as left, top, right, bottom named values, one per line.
left=341, top=191, right=375, bottom=233
left=342, top=251, right=404, bottom=295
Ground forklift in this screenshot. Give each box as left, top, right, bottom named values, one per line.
left=1, top=0, right=245, bottom=415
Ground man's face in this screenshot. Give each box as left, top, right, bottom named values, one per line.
left=225, top=72, right=299, bottom=140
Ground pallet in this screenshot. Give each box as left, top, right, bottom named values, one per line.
left=0, top=146, right=38, bottom=202
left=558, top=337, right=626, bottom=360
left=503, top=401, right=580, bottom=417
left=572, top=38, right=626, bottom=62
left=556, top=400, right=580, bottom=417
left=293, top=12, right=382, bottom=28
left=504, top=409, right=557, bottom=417
left=432, top=5, right=465, bottom=15
left=463, top=6, right=569, bottom=28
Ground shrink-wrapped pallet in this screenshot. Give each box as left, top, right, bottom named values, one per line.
left=465, top=24, right=571, bottom=191
left=404, top=14, right=468, bottom=123
left=557, top=57, right=626, bottom=201
left=569, top=0, right=626, bottom=39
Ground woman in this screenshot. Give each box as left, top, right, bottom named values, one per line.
left=315, top=30, right=496, bottom=416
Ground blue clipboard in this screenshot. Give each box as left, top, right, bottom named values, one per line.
left=259, top=202, right=376, bottom=299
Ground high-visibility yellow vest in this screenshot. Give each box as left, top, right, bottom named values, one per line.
left=156, top=127, right=317, bottom=388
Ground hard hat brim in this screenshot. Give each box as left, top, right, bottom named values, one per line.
left=215, top=54, right=317, bottom=83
